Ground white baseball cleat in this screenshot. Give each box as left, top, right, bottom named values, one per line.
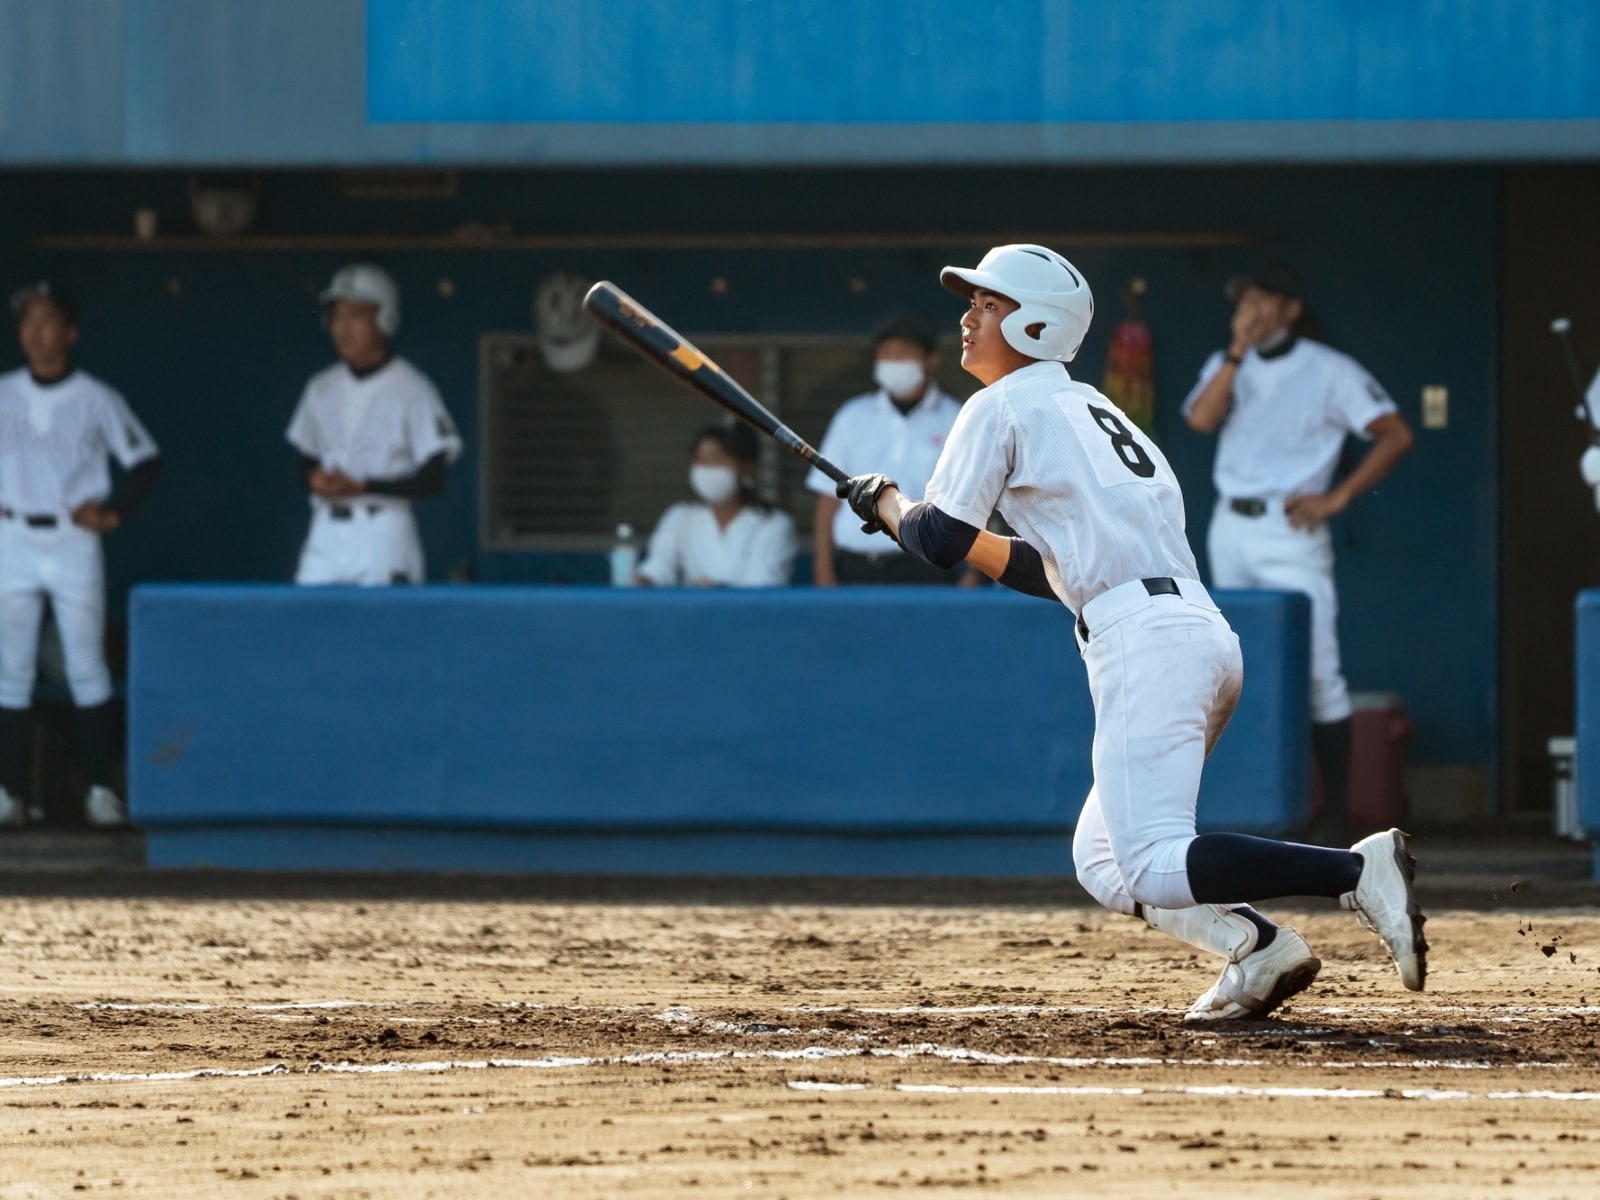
left=85, top=785, right=129, bottom=829
left=1342, top=828, right=1428, bottom=991
left=0, top=786, right=24, bottom=827
left=1183, top=927, right=1322, bottom=1023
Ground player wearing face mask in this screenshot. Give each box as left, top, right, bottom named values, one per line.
left=808, top=311, right=969, bottom=586
left=636, top=423, right=796, bottom=587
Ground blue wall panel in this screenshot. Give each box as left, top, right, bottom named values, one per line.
left=371, top=0, right=1600, bottom=124
left=128, top=587, right=1310, bottom=873
left=3, top=1, right=1600, bottom=164
left=1576, top=590, right=1600, bottom=860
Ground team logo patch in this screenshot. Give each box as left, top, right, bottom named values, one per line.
left=1365, top=380, right=1388, bottom=402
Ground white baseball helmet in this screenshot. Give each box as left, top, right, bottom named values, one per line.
left=940, top=244, right=1093, bottom=363
left=534, top=271, right=600, bottom=373
left=320, top=263, right=400, bottom=337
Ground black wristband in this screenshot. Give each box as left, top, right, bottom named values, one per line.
left=1223, top=350, right=1243, bottom=366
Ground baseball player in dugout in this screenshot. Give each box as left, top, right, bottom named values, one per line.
left=1183, top=263, right=1414, bottom=844
left=288, top=264, right=462, bottom=586
left=809, top=311, right=972, bottom=585
left=0, top=282, right=163, bottom=829
left=836, top=244, right=1426, bottom=1021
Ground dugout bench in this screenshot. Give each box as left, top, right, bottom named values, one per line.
left=127, top=586, right=1310, bottom=875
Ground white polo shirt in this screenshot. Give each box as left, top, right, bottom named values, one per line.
left=637, top=502, right=796, bottom=587
left=286, top=356, right=462, bottom=506
left=806, top=385, right=962, bottom=554
left=0, top=367, right=159, bottom=514
left=1181, top=338, right=1396, bottom=500
left=924, top=361, right=1197, bottom=615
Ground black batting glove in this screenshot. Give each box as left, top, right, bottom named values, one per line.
left=836, top=473, right=899, bottom=535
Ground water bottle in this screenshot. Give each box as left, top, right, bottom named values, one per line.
left=609, top=522, right=637, bottom=587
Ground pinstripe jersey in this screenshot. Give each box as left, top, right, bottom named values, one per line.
left=922, top=360, right=1197, bottom=614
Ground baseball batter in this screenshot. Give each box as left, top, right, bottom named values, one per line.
left=288, top=264, right=461, bottom=585
left=1184, top=264, right=1414, bottom=840
left=836, top=245, right=1427, bottom=1021
left=0, top=282, right=162, bottom=828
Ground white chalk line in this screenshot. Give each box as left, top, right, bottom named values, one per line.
left=0, top=1036, right=1583, bottom=1095
left=787, top=1081, right=1600, bottom=1103
left=68, top=999, right=1600, bottom=1020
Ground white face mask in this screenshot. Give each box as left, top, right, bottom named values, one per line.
left=874, top=359, right=926, bottom=400
left=689, top=464, right=741, bottom=504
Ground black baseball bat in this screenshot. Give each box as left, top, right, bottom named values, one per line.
left=583, top=281, right=849, bottom=484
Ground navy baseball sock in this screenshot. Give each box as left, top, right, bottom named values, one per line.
left=0, top=706, right=28, bottom=796
left=1229, top=906, right=1279, bottom=950
left=73, top=701, right=118, bottom=789
left=1187, top=833, right=1363, bottom=903
left=1312, top=718, right=1353, bottom=820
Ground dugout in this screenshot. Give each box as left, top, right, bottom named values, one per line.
left=2, top=1, right=1598, bottom=834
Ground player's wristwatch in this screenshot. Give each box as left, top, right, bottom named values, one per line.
left=1223, top=350, right=1244, bottom=367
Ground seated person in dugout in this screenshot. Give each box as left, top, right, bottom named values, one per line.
left=636, top=422, right=796, bottom=587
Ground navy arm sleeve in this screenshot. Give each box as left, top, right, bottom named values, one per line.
left=996, top=537, right=1059, bottom=602
left=897, top=502, right=980, bottom=569
left=103, top=456, right=163, bottom=521
left=364, top=451, right=450, bottom=500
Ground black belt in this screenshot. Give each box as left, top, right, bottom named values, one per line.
left=0, top=510, right=58, bottom=528
left=1229, top=498, right=1268, bottom=518
left=1076, top=577, right=1181, bottom=642
left=328, top=503, right=386, bottom=521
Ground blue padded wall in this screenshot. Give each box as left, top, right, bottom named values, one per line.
left=129, top=586, right=1309, bottom=874
left=1576, top=590, right=1600, bottom=875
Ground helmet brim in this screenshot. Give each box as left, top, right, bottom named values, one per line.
left=319, top=287, right=382, bottom=309
left=940, top=265, right=1016, bottom=302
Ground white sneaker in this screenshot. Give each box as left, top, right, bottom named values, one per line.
left=0, top=786, right=24, bottom=827
left=1342, top=828, right=1428, bottom=991
left=85, top=786, right=128, bottom=829
left=1184, top=928, right=1322, bottom=1023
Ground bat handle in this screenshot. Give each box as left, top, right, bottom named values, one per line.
left=772, top=425, right=850, bottom=485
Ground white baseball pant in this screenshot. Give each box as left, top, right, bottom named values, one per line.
left=1206, top=500, right=1351, bottom=723
left=0, top=519, right=113, bottom=709
left=1070, top=577, right=1242, bottom=914
left=296, top=502, right=424, bottom=586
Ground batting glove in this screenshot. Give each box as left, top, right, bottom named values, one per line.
left=837, top=473, right=899, bottom=535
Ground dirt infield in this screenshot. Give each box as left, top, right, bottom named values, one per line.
left=0, top=869, right=1598, bottom=1198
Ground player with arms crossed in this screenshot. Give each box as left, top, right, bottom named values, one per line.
left=836, top=245, right=1427, bottom=1020
left=288, top=264, right=461, bottom=586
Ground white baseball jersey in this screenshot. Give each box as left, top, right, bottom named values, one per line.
left=1586, top=365, right=1600, bottom=431
left=637, top=502, right=796, bottom=587
left=1182, top=338, right=1396, bottom=499
left=0, top=368, right=158, bottom=514
left=923, top=360, right=1198, bottom=615
left=807, top=386, right=961, bottom=553
left=286, top=356, right=461, bottom=499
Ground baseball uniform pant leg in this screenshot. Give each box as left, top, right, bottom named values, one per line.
left=367, top=506, right=424, bottom=584
left=47, top=528, right=112, bottom=708
left=1207, top=504, right=1351, bottom=723
left=296, top=510, right=350, bottom=585
left=1204, top=503, right=1255, bottom=590
left=0, top=521, right=49, bottom=710
left=1079, top=604, right=1244, bottom=912
left=1071, top=785, right=1137, bottom=916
